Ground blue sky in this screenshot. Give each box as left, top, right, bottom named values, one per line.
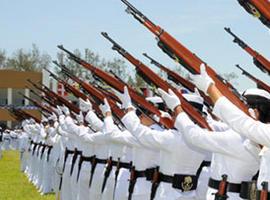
left=1, top=0, right=269, bottom=91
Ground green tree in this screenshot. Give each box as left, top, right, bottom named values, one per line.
left=5, top=44, right=51, bottom=72
left=0, top=50, right=6, bottom=69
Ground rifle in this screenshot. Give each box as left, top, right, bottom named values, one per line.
left=214, top=174, right=228, bottom=200
left=27, top=79, right=65, bottom=110
left=120, top=0, right=248, bottom=113
left=8, top=109, right=25, bottom=121
left=260, top=182, right=268, bottom=200
left=237, top=0, right=270, bottom=29
left=28, top=88, right=57, bottom=109
left=18, top=92, right=54, bottom=115
left=102, top=32, right=211, bottom=130
left=57, top=45, right=174, bottom=129
left=225, top=27, right=270, bottom=75
left=143, top=53, right=213, bottom=107
left=236, top=65, right=270, bottom=93
left=12, top=108, right=41, bottom=123
left=53, top=61, right=125, bottom=121
left=40, top=82, right=81, bottom=115
left=46, top=67, right=105, bottom=119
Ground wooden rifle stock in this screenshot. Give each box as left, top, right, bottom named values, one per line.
left=237, top=0, right=270, bottom=29
left=57, top=45, right=174, bottom=129
left=40, top=83, right=80, bottom=114
left=120, top=0, right=248, bottom=114
left=53, top=61, right=125, bottom=119
left=225, top=27, right=270, bottom=75
left=260, top=182, right=268, bottom=200
left=102, top=32, right=211, bottom=130
left=143, top=53, right=213, bottom=107
left=215, top=174, right=228, bottom=200
left=29, top=88, right=58, bottom=109
left=236, top=65, right=270, bottom=93
left=46, top=66, right=103, bottom=118
left=14, top=109, right=41, bottom=123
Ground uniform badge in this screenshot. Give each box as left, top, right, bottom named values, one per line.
left=181, top=176, right=193, bottom=191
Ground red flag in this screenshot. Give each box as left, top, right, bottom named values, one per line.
left=57, top=83, right=67, bottom=96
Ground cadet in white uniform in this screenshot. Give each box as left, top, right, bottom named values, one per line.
left=116, top=86, right=208, bottom=200
left=158, top=88, right=260, bottom=199
left=190, top=64, right=270, bottom=196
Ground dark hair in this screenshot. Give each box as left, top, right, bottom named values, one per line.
left=245, top=95, right=270, bottom=123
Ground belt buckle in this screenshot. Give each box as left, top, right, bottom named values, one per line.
left=248, top=181, right=257, bottom=200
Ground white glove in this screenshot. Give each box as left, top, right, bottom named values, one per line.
left=59, top=115, right=65, bottom=125
left=61, top=106, right=70, bottom=116
left=54, top=106, right=63, bottom=116
left=79, top=98, right=92, bottom=112
left=116, top=86, right=133, bottom=109
left=49, top=112, right=57, bottom=121
left=158, top=88, right=180, bottom=111
left=153, top=111, right=172, bottom=122
left=99, top=98, right=111, bottom=116
left=190, top=64, right=214, bottom=95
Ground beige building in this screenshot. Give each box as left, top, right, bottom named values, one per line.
left=0, top=69, right=42, bottom=128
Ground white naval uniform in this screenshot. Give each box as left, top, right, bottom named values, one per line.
left=175, top=112, right=260, bottom=200
left=213, top=96, right=270, bottom=191
left=63, top=116, right=95, bottom=200
left=122, top=111, right=206, bottom=200
left=100, top=116, right=134, bottom=200
left=58, top=117, right=75, bottom=200
left=18, top=131, right=29, bottom=172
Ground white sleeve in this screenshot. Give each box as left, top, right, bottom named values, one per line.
left=62, top=116, right=79, bottom=140
left=110, top=130, right=140, bottom=147
left=80, top=131, right=108, bottom=144
left=103, top=116, right=119, bottom=134
left=121, top=111, right=173, bottom=151
left=207, top=116, right=229, bottom=132
left=175, top=112, right=242, bottom=157
left=213, top=96, right=270, bottom=147
left=85, top=110, right=104, bottom=131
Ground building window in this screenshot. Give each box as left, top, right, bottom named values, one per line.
left=0, top=89, right=7, bottom=106
left=12, top=89, right=25, bottom=106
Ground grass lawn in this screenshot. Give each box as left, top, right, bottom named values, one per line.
left=0, top=150, right=55, bottom=200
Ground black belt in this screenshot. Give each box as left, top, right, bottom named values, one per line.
left=70, top=148, right=82, bottom=176
left=150, top=160, right=210, bottom=200
left=209, top=178, right=242, bottom=193
left=31, top=143, right=38, bottom=156
left=95, top=158, right=107, bottom=164
left=36, top=143, right=43, bottom=157
left=46, top=145, right=53, bottom=162
left=76, top=155, right=95, bottom=182
left=159, top=172, right=199, bottom=191
left=63, top=148, right=75, bottom=173
left=40, top=145, right=46, bottom=160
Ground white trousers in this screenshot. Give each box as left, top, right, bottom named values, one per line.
left=77, top=162, right=91, bottom=200
left=61, top=156, right=73, bottom=200
left=89, top=163, right=106, bottom=200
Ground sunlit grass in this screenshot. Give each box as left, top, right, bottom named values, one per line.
left=0, top=150, right=54, bottom=200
